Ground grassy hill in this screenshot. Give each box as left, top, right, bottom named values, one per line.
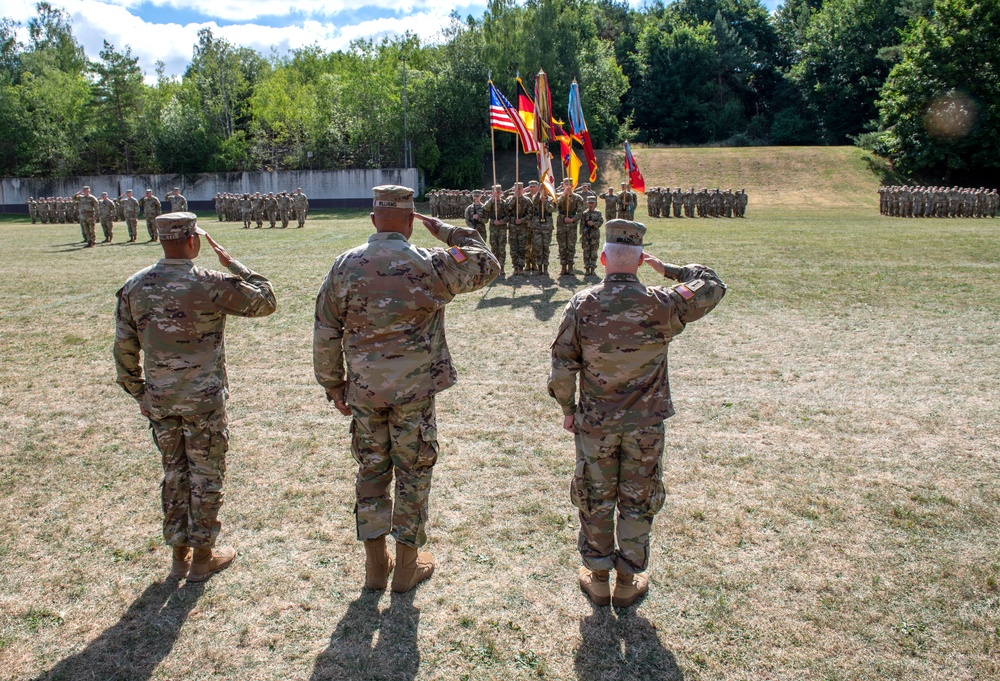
left=488, top=145, right=887, bottom=210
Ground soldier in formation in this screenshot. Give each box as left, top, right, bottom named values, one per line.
left=556, top=178, right=585, bottom=276
left=115, top=212, right=276, bottom=582
left=97, top=191, right=116, bottom=242
left=549, top=218, right=726, bottom=607
left=643, top=187, right=748, bottom=219
left=141, top=189, right=161, bottom=242
left=73, top=186, right=100, bottom=247
left=292, top=188, right=309, bottom=227
left=879, top=186, right=998, bottom=218
left=483, top=185, right=510, bottom=276
left=579, top=195, right=604, bottom=277
left=464, top=190, right=488, bottom=240
left=117, top=189, right=140, bottom=242
left=313, top=185, right=499, bottom=592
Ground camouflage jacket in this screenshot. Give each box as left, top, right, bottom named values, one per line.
left=293, top=193, right=308, bottom=210
left=141, top=196, right=161, bottom=217
left=98, top=198, right=116, bottom=218
left=580, top=209, right=604, bottom=232
left=531, top=193, right=555, bottom=227
left=549, top=267, right=726, bottom=432
left=464, top=203, right=487, bottom=230
left=483, top=197, right=510, bottom=227
left=506, top=195, right=534, bottom=228
left=168, top=194, right=188, bottom=212
left=77, top=195, right=99, bottom=218
left=557, top=192, right=585, bottom=222
left=314, top=224, right=500, bottom=407
left=114, top=258, right=277, bottom=419
left=119, top=196, right=140, bottom=217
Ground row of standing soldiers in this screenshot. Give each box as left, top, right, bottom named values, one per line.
left=214, top=190, right=309, bottom=228
left=464, top=179, right=607, bottom=276
left=29, top=187, right=186, bottom=246
left=878, top=186, right=998, bottom=218
left=646, top=187, right=748, bottom=218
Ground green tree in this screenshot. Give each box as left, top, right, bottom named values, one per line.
left=875, top=0, right=1000, bottom=180
left=92, top=41, right=151, bottom=173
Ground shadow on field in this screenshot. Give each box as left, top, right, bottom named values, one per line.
left=476, top=279, right=567, bottom=321
left=32, top=580, right=205, bottom=681
left=575, top=605, right=682, bottom=681
left=310, top=589, right=420, bottom=681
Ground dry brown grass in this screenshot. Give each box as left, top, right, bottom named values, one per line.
left=1, top=150, right=999, bottom=680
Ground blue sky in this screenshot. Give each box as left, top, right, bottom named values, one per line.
left=5, top=0, right=784, bottom=80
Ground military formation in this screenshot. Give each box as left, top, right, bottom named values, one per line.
left=878, top=186, right=998, bottom=218
left=213, top=189, right=310, bottom=228
left=644, top=187, right=749, bottom=218
left=109, top=185, right=725, bottom=611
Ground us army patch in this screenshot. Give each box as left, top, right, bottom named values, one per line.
left=448, top=246, right=467, bottom=263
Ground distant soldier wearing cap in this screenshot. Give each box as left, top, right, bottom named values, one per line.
left=264, top=192, right=278, bottom=228
left=73, top=186, right=100, bottom=248
left=314, top=185, right=500, bottom=593
left=27, top=197, right=38, bottom=224
left=529, top=180, right=555, bottom=275
left=114, top=212, right=276, bottom=582
left=277, top=191, right=291, bottom=228
left=167, top=187, right=187, bottom=212
left=214, top=193, right=224, bottom=222
left=557, top=179, right=585, bottom=276
left=118, top=189, right=141, bottom=242
left=549, top=219, right=726, bottom=608
left=602, top=187, right=618, bottom=220
left=292, top=188, right=309, bottom=227
left=464, top=190, right=488, bottom=240
left=483, top=184, right=510, bottom=275
left=140, top=189, right=161, bottom=242
left=579, top=195, right=604, bottom=277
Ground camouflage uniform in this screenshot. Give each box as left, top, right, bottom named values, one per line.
left=27, top=198, right=37, bottom=224
left=579, top=203, right=604, bottom=275
left=531, top=190, right=556, bottom=275
left=736, top=189, right=748, bottom=218
left=141, top=193, right=161, bottom=241
left=483, top=190, right=510, bottom=272
left=114, top=212, right=276, bottom=549
left=240, top=194, right=252, bottom=228
left=264, top=194, right=278, bottom=227
left=119, top=193, right=140, bottom=241
left=506, top=190, right=533, bottom=274
left=251, top=194, right=264, bottom=228
left=314, top=188, right=500, bottom=548
left=602, top=190, right=618, bottom=220
left=278, top=192, right=291, bottom=228
left=76, top=191, right=100, bottom=247
left=464, top=198, right=488, bottom=241
left=293, top=190, right=309, bottom=227
left=549, top=222, right=726, bottom=575
left=168, top=191, right=188, bottom=213
left=214, top=194, right=224, bottom=221
left=556, top=189, right=585, bottom=275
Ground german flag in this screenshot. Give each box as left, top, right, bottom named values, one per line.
left=516, top=78, right=536, bottom=142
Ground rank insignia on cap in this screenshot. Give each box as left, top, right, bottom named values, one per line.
left=448, top=246, right=467, bottom=263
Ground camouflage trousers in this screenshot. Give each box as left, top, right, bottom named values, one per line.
left=124, top=216, right=138, bottom=240
left=81, top=217, right=96, bottom=245
left=532, top=226, right=553, bottom=272
left=297, top=210, right=306, bottom=228
left=149, top=408, right=229, bottom=549
left=580, top=226, right=601, bottom=271
left=280, top=210, right=290, bottom=228
left=509, top=225, right=530, bottom=271
left=350, top=397, right=439, bottom=548
left=145, top=217, right=157, bottom=240
left=100, top=217, right=113, bottom=240
left=571, top=419, right=666, bottom=574
left=556, top=220, right=577, bottom=269
left=266, top=209, right=276, bottom=227
left=489, top=226, right=508, bottom=270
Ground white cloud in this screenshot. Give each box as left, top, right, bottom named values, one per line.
left=4, top=0, right=470, bottom=79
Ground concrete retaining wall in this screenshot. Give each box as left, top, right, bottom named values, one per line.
left=0, top=168, right=423, bottom=213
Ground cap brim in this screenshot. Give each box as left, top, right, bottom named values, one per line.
left=194, top=227, right=207, bottom=235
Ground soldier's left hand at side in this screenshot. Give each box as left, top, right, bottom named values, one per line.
left=563, top=414, right=575, bottom=433
left=333, top=399, right=351, bottom=416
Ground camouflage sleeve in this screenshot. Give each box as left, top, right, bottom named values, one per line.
left=593, top=211, right=605, bottom=228
left=430, top=224, right=501, bottom=296
left=662, top=264, right=727, bottom=325
left=548, top=301, right=581, bottom=416
left=464, top=205, right=477, bottom=229
left=313, top=272, right=346, bottom=401
left=113, top=287, right=145, bottom=404
left=211, top=261, right=278, bottom=318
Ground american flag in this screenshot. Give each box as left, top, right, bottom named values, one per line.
left=489, top=81, right=539, bottom=154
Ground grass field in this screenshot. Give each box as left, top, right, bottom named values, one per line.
left=2, top=148, right=999, bottom=680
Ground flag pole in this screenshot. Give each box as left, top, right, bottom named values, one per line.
left=514, top=71, right=520, bottom=189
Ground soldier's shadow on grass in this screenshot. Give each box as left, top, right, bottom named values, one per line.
left=32, top=579, right=205, bottom=681
left=476, top=279, right=566, bottom=321
left=575, top=605, right=682, bottom=681
left=310, top=590, right=420, bottom=681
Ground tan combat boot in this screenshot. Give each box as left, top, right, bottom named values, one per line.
left=186, top=546, right=236, bottom=583
left=578, top=566, right=611, bottom=606
left=168, top=545, right=192, bottom=580
left=391, top=544, right=434, bottom=593
left=612, top=570, right=649, bottom=608
left=364, top=536, right=395, bottom=590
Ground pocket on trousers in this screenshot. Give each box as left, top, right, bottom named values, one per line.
left=416, top=423, right=439, bottom=469
left=646, top=465, right=666, bottom=517
left=349, top=419, right=363, bottom=465
left=570, top=465, right=590, bottom=515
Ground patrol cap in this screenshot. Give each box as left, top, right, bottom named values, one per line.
left=587, top=195, right=597, bottom=204
left=83, top=186, right=90, bottom=191
left=493, top=184, right=502, bottom=191
left=372, top=185, right=415, bottom=210
left=472, top=190, right=483, bottom=197
left=604, top=219, right=646, bottom=246
left=156, top=211, right=206, bottom=240
left=528, top=180, right=539, bottom=187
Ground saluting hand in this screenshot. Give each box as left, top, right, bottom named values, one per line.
left=204, top=233, right=233, bottom=267
left=414, top=212, right=443, bottom=237
left=642, top=252, right=666, bottom=276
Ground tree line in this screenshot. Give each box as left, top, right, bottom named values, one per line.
left=0, top=0, right=997, bottom=187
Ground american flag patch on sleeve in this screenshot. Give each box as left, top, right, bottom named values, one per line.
left=675, top=284, right=694, bottom=300
left=448, top=246, right=467, bottom=263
